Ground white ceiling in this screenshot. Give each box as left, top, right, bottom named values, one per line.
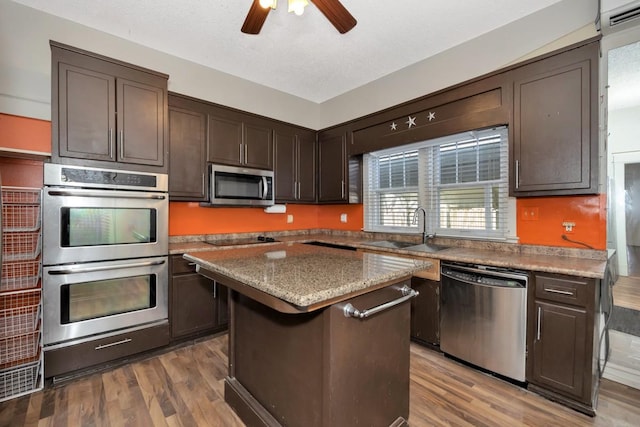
left=11, top=0, right=565, bottom=103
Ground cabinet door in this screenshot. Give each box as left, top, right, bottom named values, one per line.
left=410, top=277, right=440, bottom=345
left=116, top=78, right=165, bottom=166
left=512, top=42, right=598, bottom=196
left=274, top=129, right=297, bottom=201
left=171, top=273, right=217, bottom=339
left=57, top=63, right=116, bottom=162
left=244, top=122, right=273, bottom=170
left=297, top=133, right=317, bottom=202
left=208, top=115, right=243, bottom=165
left=168, top=106, right=207, bottom=200
left=318, top=133, right=347, bottom=202
left=531, top=301, right=587, bottom=401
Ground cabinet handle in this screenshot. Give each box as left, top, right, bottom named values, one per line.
left=343, top=285, right=418, bottom=318
left=108, top=128, right=113, bottom=158
left=545, top=288, right=574, bottom=296
left=536, top=306, right=542, bottom=341
left=239, top=144, right=243, bottom=164
left=341, top=180, right=345, bottom=199
left=213, top=282, right=217, bottom=299
left=201, top=173, right=205, bottom=195
left=95, top=338, right=131, bottom=350
left=244, top=144, right=248, bottom=165
left=298, top=181, right=301, bottom=200
left=119, top=130, right=124, bottom=159
left=515, top=160, right=520, bottom=189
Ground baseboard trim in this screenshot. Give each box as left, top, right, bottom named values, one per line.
left=603, top=361, right=640, bottom=390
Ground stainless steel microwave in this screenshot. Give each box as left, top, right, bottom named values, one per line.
left=209, top=164, right=274, bottom=206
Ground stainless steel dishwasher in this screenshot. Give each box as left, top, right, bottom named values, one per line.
left=440, top=262, right=528, bottom=382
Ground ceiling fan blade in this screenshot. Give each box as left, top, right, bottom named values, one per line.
left=311, top=0, right=357, bottom=33
left=241, top=0, right=271, bottom=34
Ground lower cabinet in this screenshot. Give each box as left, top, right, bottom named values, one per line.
left=410, top=277, right=440, bottom=346
left=527, top=272, right=599, bottom=415
left=170, top=255, right=229, bottom=340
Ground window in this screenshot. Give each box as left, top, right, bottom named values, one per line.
left=364, top=127, right=511, bottom=240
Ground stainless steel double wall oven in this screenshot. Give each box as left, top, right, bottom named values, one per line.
left=42, top=164, right=169, bottom=349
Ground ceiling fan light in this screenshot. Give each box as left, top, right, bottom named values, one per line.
left=288, top=0, right=308, bottom=16
left=259, top=0, right=276, bottom=9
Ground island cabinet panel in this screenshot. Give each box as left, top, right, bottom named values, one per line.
left=527, top=272, right=599, bottom=415
left=410, top=277, right=440, bottom=346
left=512, top=40, right=599, bottom=197
left=318, top=131, right=348, bottom=203
left=51, top=42, right=168, bottom=172
left=274, top=126, right=316, bottom=203
left=226, top=283, right=412, bottom=427
left=168, top=95, right=208, bottom=201
left=170, top=255, right=228, bottom=340
left=208, top=111, right=273, bottom=170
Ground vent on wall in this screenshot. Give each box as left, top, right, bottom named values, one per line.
left=609, top=4, right=640, bottom=26
left=602, top=0, right=640, bottom=33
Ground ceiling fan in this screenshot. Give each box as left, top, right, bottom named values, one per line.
left=241, top=0, right=357, bottom=34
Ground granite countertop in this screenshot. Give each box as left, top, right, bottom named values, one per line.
left=171, top=232, right=608, bottom=279
left=183, top=242, right=431, bottom=309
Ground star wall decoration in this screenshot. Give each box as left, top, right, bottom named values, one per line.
left=428, top=111, right=436, bottom=121
left=406, top=116, right=416, bottom=128
left=390, top=122, right=397, bottom=131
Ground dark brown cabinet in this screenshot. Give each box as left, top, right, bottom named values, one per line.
left=410, top=277, right=440, bottom=346
left=512, top=41, right=599, bottom=197
left=208, top=112, right=273, bottom=170
left=168, top=95, right=208, bottom=201
left=170, top=255, right=228, bottom=340
left=318, top=131, right=348, bottom=202
left=274, top=126, right=316, bottom=202
left=527, top=272, right=599, bottom=415
left=51, top=42, right=168, bottom=172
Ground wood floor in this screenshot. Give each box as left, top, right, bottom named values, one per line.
left=613, top=275, right=640, bottom=312
left=2, top=334, right=640, bottom=427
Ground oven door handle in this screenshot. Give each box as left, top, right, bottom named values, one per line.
left=47, top=259, right=166, bottom=275
left=47, top=190, right=166, bottom=200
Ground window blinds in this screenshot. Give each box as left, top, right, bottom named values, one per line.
left=364, top=126, right=509, bottom=239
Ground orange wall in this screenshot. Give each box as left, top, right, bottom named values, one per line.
left=0, top=113, right=608, bottom=248
left=517, top=195, right=607, bottom=250
left=0, top=113, right=51, bottom=154
left=169, top=203, right=364, bottom=236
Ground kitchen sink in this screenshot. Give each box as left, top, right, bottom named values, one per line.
left=364, top=240, right=417, bottom=249
left=403, top=243, right=448, bottom=253
left=364, top=240, right=448, bottom=253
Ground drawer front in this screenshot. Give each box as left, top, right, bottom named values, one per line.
left=44, top=323, right=170, bottom=378
left=171, top=254, right=197, bottom=274
left=535, top=273, right=589, bottom=306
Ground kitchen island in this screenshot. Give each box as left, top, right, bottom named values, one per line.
left=184, top=242, right=432, bottom=427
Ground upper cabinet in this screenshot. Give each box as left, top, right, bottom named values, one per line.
left=168, top=94, right=208, bottom=201
left=51, top=42, right=168, bottom=172
left=512, top=41, right=599, bottom=197
left=318, top=131, right=348, bottom=203
left=208, top=111, right=273, bottom=170
left=274, top=126, right=316, bottom=203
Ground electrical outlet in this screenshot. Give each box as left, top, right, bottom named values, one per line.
left=562, top=221, right=576, bottom=232
left=287, top=214, right=294, bottom=224
left=340, top=213, right=348, bottom=223
left=520, top=207, right=539, bottom=221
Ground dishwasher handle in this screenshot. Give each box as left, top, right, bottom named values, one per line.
left=343, top=285, right=418, bottom=319
left=441, top=268, right=527, bottom=288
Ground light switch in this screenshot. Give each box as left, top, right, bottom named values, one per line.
left=340, top=213, right=348, bottom=223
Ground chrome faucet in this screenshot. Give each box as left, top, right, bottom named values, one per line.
left=412, top=207, right=429, bottom=244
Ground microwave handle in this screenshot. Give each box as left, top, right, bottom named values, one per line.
left=262, top=176, right=268, bottom=200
